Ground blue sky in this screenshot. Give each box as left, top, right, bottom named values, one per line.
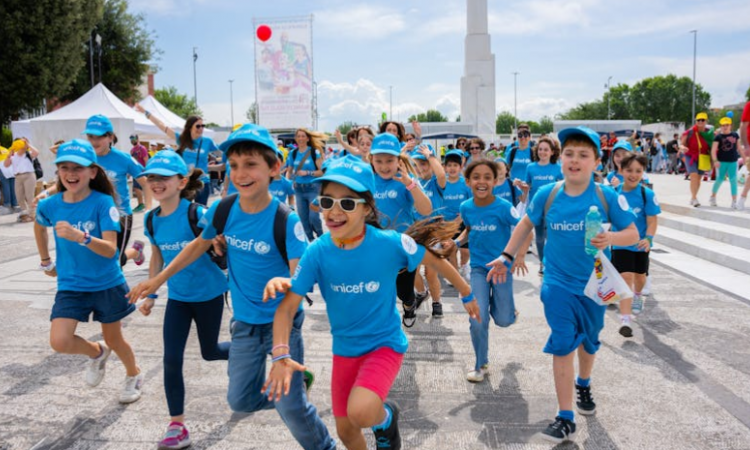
left=131, top=0, right=750, bottom=131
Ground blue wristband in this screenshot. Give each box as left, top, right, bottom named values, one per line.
left=147, top=294, right=158, bottom=299
left=500, top=255, right=512, bottom=269
left=461, top=292, right=475, bottom=304
left=271, top=354, right=291, bottom=363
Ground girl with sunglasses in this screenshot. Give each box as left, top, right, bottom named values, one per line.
left=466, top=138, right=486, bottom=164
left=262, top=154, right=479, bottom=450
left=136, top=105, right=219, bottom=206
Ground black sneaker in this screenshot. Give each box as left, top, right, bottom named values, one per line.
left=618, top=324, right=633, bottom=338
left=576, top=384, right=596, bottom=415
left=540, top=416, right=576, bottom=444
left=431, top=302, right=443, bottom=318
left=414, top=291, right=429, bottom=310
left=402, top=302, right=417, bottom=328
left=373, top=401, right=401, bottom=449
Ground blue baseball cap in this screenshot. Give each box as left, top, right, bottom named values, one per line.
left=141, top=150, right=189, bottom=177
left=557, top=126, right=601, bottom=156
left=82, top=114, right=114, bottom=136
left=55, top=139, right=98, bottom=167
left=219, top=123, right=283, bottom=157
left=612, top=140, right=633, bottom=153
left=370, top=133, right=402, bottom=156
left=445, top=150, right=464, bottom=158
left=315, top=154, right=375, bottom=193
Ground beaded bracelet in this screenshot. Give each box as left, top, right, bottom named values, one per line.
left=271, top=354, right=291, bottom=363
left=272, top=344, right=290, bottom=353
left=461, top=292, right=475, bottom=304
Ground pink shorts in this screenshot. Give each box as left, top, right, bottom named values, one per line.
left=331, top=347, right=404, bottom=418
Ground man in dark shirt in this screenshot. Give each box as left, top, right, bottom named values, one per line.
left=666, top=133, right=680, bottom=174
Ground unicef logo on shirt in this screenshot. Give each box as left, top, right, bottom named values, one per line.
left=294, top=222, right=307, bottom=242
left=401, top=234, right=418, bottom=255
left=618, top=195, right=630, bottom=211
left=83, top=221, right=96, bottom=232
left=254, top=241, right=271, bottom=254
left=365, top=281, right=380, bottom=293
left=387, top=190, right=398, bottom=199
left=106, top=170, right=117, bottom=181
left=109, top=207, right=120, bottom=222
left=653, top=195, right=660, bottom=207
left=488, top=225, right=497, bottom=231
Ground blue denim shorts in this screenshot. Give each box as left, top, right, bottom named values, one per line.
left=51, top=283, right=135, bottom=324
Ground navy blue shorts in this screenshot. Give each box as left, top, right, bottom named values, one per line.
left=540, top=283, right=606, bottom=356
left=132, top=179, right=143, bottom=191
left=51, top=283, right=135, bottom=324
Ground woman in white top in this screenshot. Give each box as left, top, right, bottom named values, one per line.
left=3, top=138, right=39, bottom=222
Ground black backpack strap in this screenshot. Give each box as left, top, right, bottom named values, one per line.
left=187, top=202, right=203, bottom=238
left=273, top=202, right=313, bottom=306
left=594, top=183, right=610, bottom=220
left=641, top=184, right=647, bottom=207
left=145, top=207, right=161, bottom=238
left=212, top=194, right=238, bottom=235
left=507, top=178, right=516, bottom=205
left=543, top=181, right=564, bottom=217
left=508, top=145, right=517, bottom=169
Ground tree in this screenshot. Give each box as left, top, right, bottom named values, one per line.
left=408, top=109, right=448, bottom=122
left=63, top=0, right=158, bottom=104
left=557, top=100, right=608, bottom=120
left=629, top=75, right=710, bottom=125
left=602, top=84, right=631, bottom=120
left=745, top=85, right=750, bottom=102
left=538, top=116, right=554, bottom=134
left=155, top=86, right=202, bottom=118
left=455, top=115, right=461, bottom=122
left=245, top=102, right=258, bottom=124
left=0, top=0, right=102, bottom=124
left=336, top=121, right=356, bottom=136
left=495, top=111, right=517, bottom=134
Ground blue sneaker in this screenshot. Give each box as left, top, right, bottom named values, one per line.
left=373, top=401, right=401, bottom=449
left=632, top=295, right=645, bottom=315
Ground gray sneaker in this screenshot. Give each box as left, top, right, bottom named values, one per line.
left=119, top=371, right=144, bottom=404
left=85, top=341, right=111, bottom=387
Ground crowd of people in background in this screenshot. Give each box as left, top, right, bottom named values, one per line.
left=0, top=98, right=747, bottom=450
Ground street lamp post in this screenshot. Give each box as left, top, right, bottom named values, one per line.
left=512, top=72, right=519, bottom=133
left=606, top=76, right=613, bottom=120
left=89, top=33, right=95, bottom=87
left=193, top=47, right=199, bottom=105
left=229, top=79, right=235, bottom=126
left=95, top=34, right=102, bottom=83
left=389, top=86, right=393, bottom=121
left=690, top=30, right=698, bottom=121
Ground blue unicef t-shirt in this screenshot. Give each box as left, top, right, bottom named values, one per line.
left=613, top=185, right=661, bottom=252
left=200, top=197, right=308, bottom=324
left=175, top=133, right=218, bottom=183
left=415, top=175, right=444, bottom=220
left=607, top=172, right=623, bottom=185
left=525, top=163, right=563, bottom=203
left=36, top=191, right=125, bottom=292
left=460, top=197, right=520, bottom=268
left=291, top=226, right=426, bottom=357
left=144, top=199, right=227, bottom=302
left=269, top=177, right=294, bottom=203
left=374, top=174, right=416, bottom=232
left=527, top=182, right=635, bottom=294
left=509, top=147, right=532, bottom=181
left=285, top=147, right=320, bottom=185
left=443, top=178, right=472, bottom=221
left=98, top=148, right=144, bottom=215
left=493, top=179, right=522, bottom=206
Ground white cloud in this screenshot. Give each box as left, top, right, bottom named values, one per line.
left=315, top=5, right=406, bottom=40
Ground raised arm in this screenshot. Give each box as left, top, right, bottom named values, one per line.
left=135, top=103, right=177, bottom=141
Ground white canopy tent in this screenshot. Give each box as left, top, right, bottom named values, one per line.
left=10, top=84, right=165, bottom=182
left=138, top=95, right=215, bottom=141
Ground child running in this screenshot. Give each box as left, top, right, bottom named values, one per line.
left=370, top=133, right=432, bottom=327
left=606, top=140, right=632, bottom=188
left=261, top=155, right=480, bottom=450
left=442, top=150, right=473, bottom=279
left=34, top=139, right=143, bottom=404
left=523, top=137, right=563, bottom=275
left=411, top=144, right=447, bottom=317
left=455, top=160, right=532, bottom=382
left=135, top=150, right=230, bottom=449
left=128, top=124, right=336, bottom=450
left=492, top=159, right=523, bottom=207
left=611, top=152, right=661, bottom=337
left=487, top=127, right=638, bottom=443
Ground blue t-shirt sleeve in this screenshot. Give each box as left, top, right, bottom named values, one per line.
left=36, top=198, right=53, bottom=227
left=527, top=184, right=552, bottom=226
left=127, top=155, right=145, bottom=178
left=208, top=138, right=219, bottom=152
left=285, top=212, right=309, bottom=260
left=395, top=233, right=427, bottom=272
left=500, top=200, right=521, bottom=227
left=199, top=199, right=221, bottom=240
left=144, top=211, right=156, bottom=246
left=606, top=188, right=636, bottom=230
left=524, top=165, right=533, bottom=186
left=459, top=201, right=471, bottom=226
left=98, top=196, right=121, bottom=232
left=283, top=178, right=294, bottom=196
left=645, top=189, right=661, bottom=216
left=289, top=244, right=318, bottom=297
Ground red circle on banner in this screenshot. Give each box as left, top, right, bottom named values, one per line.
left=257, top=25, right=272, bottom=42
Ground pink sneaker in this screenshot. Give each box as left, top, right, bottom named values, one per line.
left=158, top=422, right=191, bottom=450
left=132, top=240, right=145, bottom=266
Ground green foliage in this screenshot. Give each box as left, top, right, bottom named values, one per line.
left=746, top=85, right=750, bottom=102
left=155, top=86, right=202, bottom=118
left=455, top=115, right=461, bottom=122
left=245, top=102, right=258, bottom=124
left=1, top=127, right=13, bottom=147
left=0, top=0, right=102, bottom=124
left=337, top=121, right=356, bottom=136
left=556, top=100, right=607, bottom=120
left=407, top=109, right=448, bottom=122
left=495, top=111, right=517, bottom=134
left=537, top=116, right=554, bottom=134
left=63, top=0, right=158, bottom=103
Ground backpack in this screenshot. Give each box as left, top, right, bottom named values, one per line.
left=544, top=181, right=610, bottom=221
left=25, top=152, right=43, bottom=179
left=212, top=194, right=313, bottom=306
left=146, top=202, right=227, bottom=270
left=507, top=141, right=537, bottom=171
left=506, top=178, right=517, bottom=206
left=289, top=147, right=318, bottom=166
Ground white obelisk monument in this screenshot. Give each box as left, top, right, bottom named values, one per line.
left=460, top=0, right=496, bottom=136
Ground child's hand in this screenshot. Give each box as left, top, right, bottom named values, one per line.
left=636, top=238, right=651, bottom=252
left=138, top=298, right=155, bottom=316
left=590, top=231, right=612, bottom=250
left=463, top=299, right=481, bottom=323
left=512, top=256, right=528, bottom=276
left=134, top=103, right=146, bottom=114
left=54, top=221, right=84, bottom=243
left=417, top=145, right=431, bottom=158
left=486, top=257, right=509, bottom=284
left=262, top=357, right=306, bottom=402
left=212, top=235, right=227, bottom=256
left=126, top=278, right=163, bottom=303
left=263, top=277, right=292, bottom=302
left=610, top=177, right=620, bottom=188
left=44, top=267, right=57, bottom=278
left=394, top=161, right=413, bottom=187
left=412, top=120, right=422, bottom=137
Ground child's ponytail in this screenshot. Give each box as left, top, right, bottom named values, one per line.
left=405, top=216, right=460, bottom=258
left=180, top=169, right=205, bottom=200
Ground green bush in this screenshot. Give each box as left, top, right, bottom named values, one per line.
left=1, top=127, right=12, bottom=148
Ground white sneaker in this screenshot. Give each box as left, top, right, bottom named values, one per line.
left=460, top=264, right=471, bottom=281
left=709, top=196, right=717, bottom=207
left=119, top=370, right=144, bottom=404
left=739, top=197, right=746, bottom=211
left=731, top=201, right=738, bottom=210
left=85, top=341, right=111, bottom=387
left=690, top=198, right=700, bottom=207
left=467, top=365, right=488, bottom=383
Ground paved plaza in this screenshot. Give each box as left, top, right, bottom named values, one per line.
left=1, top=177, right=750, bottom=449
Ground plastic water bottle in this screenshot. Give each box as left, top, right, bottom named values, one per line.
left=584, top=206, right=602, bottom=256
